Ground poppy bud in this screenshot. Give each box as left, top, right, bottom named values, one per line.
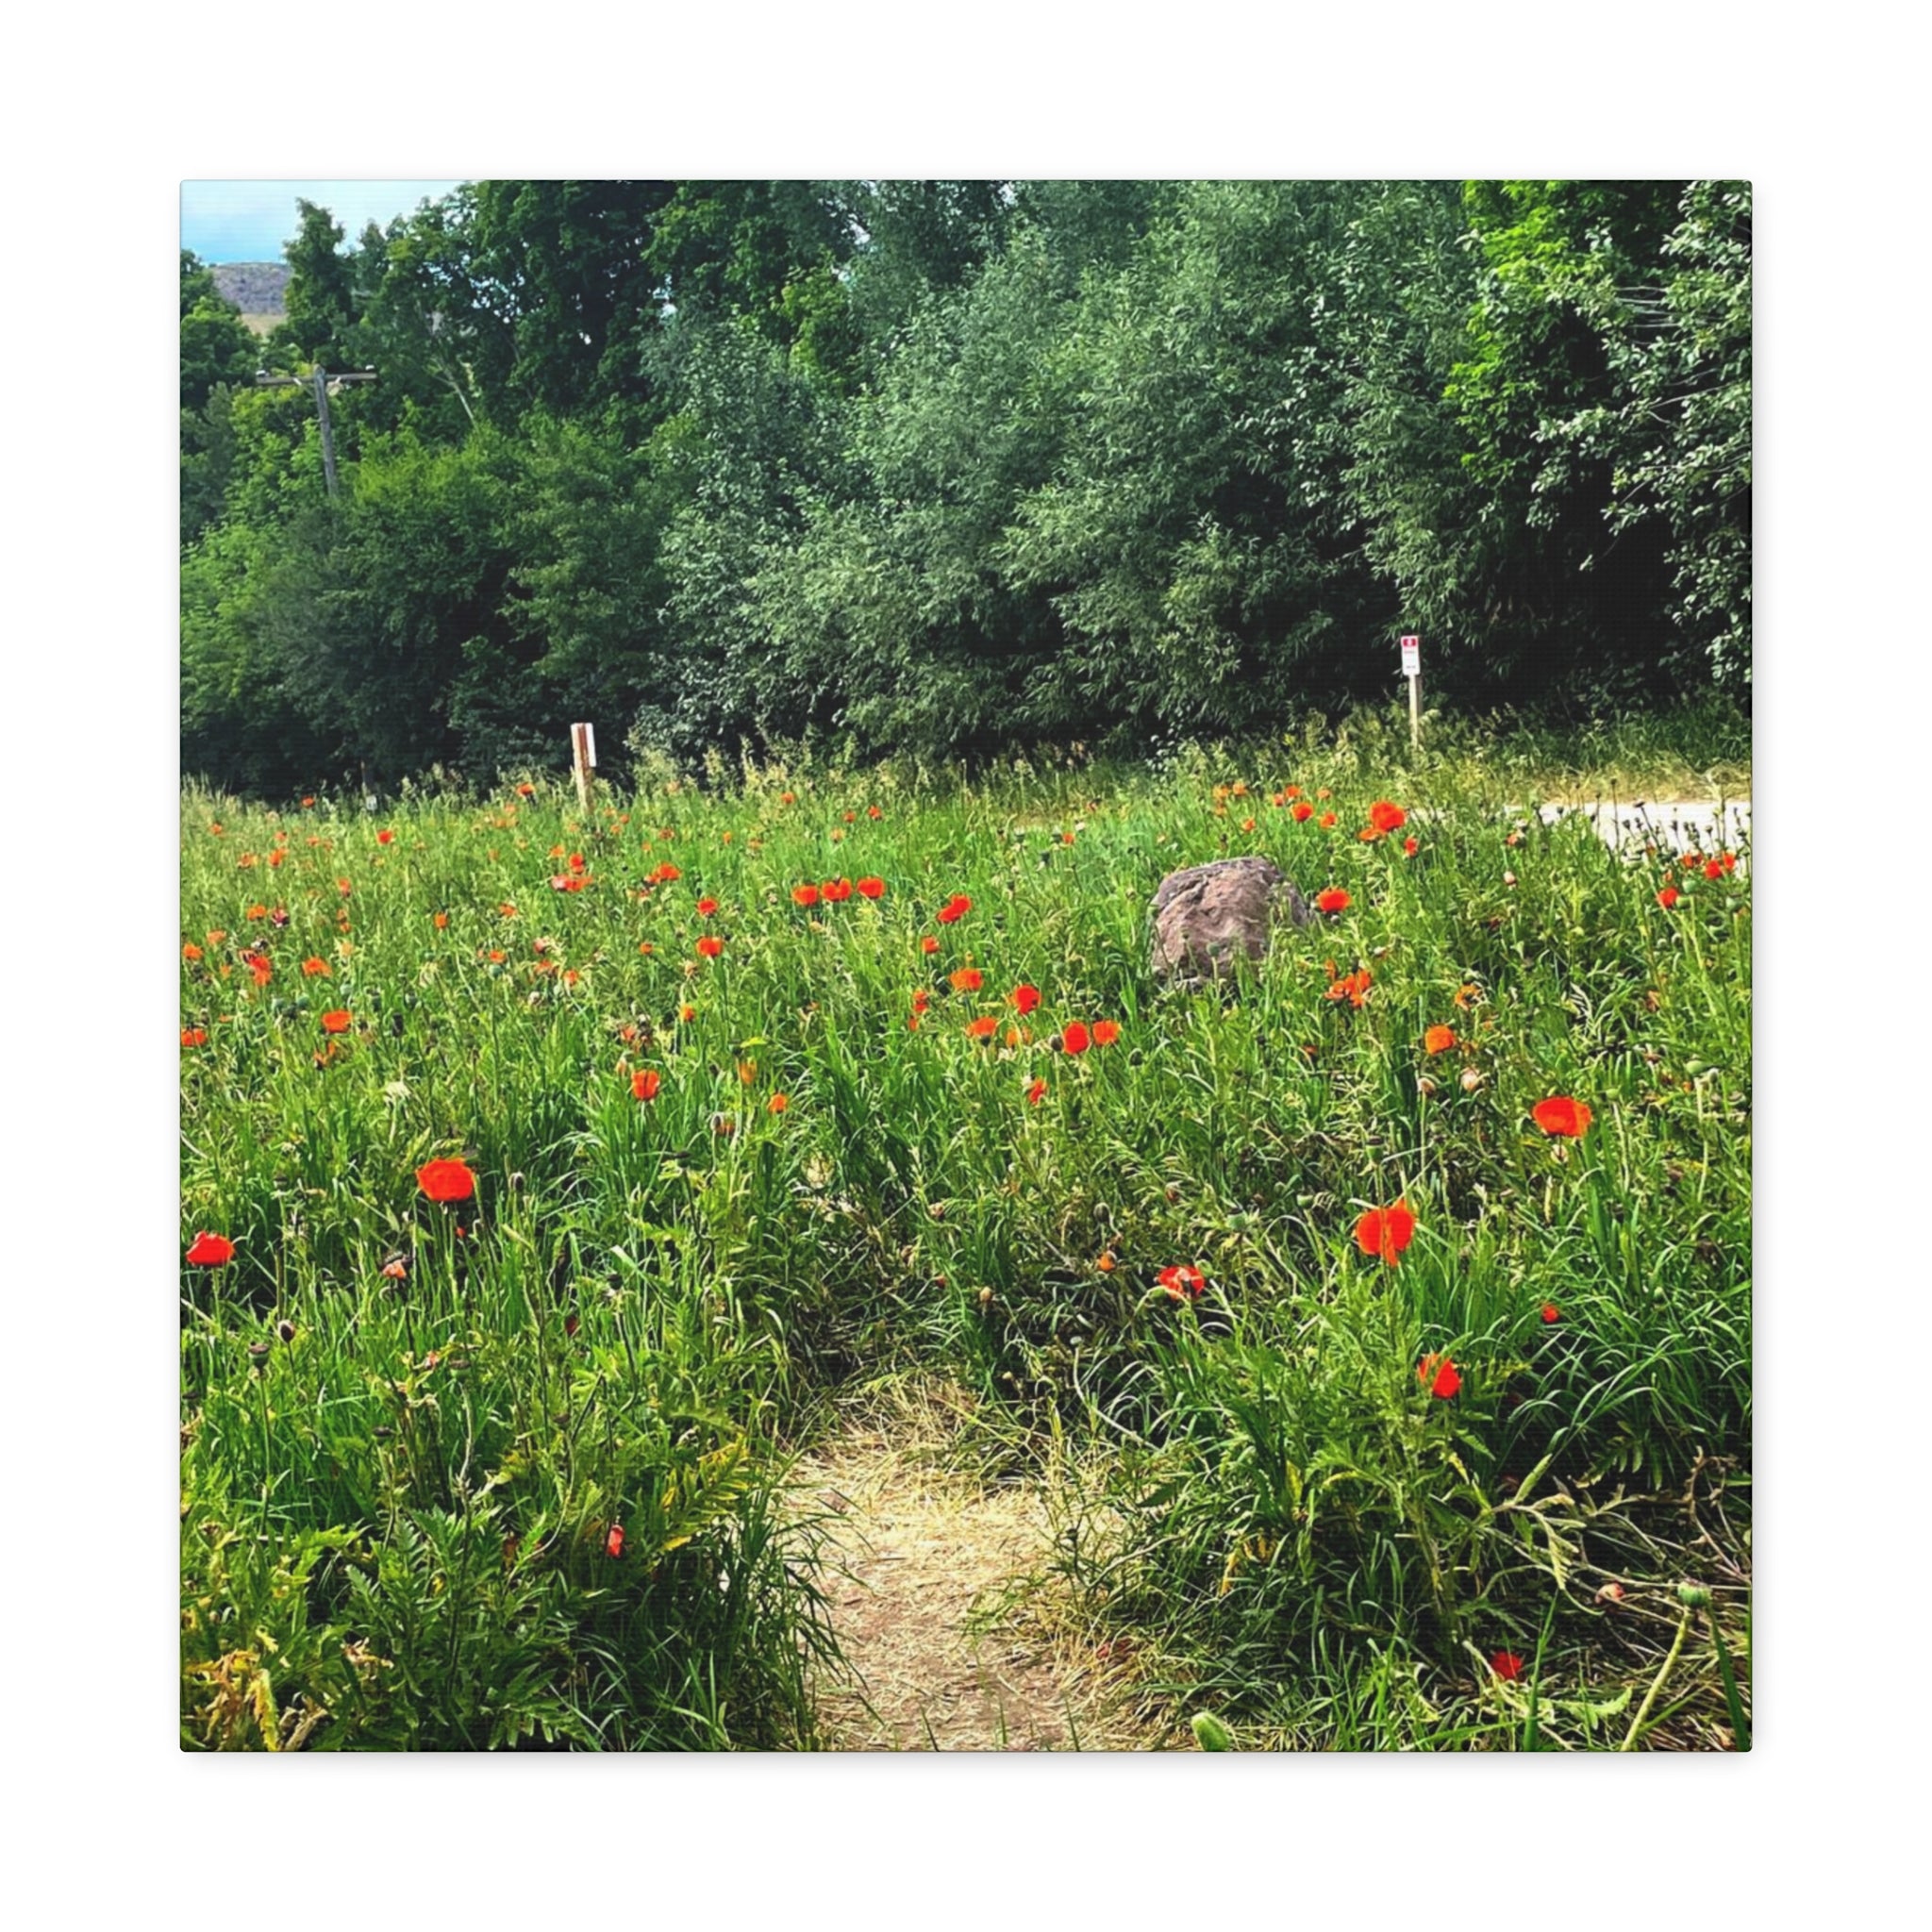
left=1417, top=1074, right=1438, bottom=1096
left=246, top=1341, right=271, bottom=1370
left=1676, top=1583, right=1712, bottom=1609
left=275, top=1320, right=296, bottom=1343
left=977, top=1286, right=993, bottom=1306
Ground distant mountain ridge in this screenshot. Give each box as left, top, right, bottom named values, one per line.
left=209, top=261, right=289, bottom=322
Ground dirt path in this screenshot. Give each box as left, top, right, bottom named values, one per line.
left=792, top=1389, right=1147, bottom=1752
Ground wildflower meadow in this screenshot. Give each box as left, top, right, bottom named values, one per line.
left=180, top=727, right=1749, bottom=1750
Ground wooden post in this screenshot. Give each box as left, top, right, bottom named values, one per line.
left=1401, top=635, right=1422, bottom=755
left=571, top=722, right=596, bottom=813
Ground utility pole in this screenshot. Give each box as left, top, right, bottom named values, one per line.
left=255, top=366, right=377, bottom=498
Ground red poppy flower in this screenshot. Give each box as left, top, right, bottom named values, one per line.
left=922, top=936, right=941, bottom=955
left=1355, top=1202, right=1416, bottom=1265
left=1369, top=801, right=1407, bottom=834
left=1291, top=802, right=1314, bottom=823
left=1532, top=1096, right=1592, bottom=1138
left=696, top=935, right=724, bottom=958
left=1011, top=984, right=1041, bottom=1015
left=632, top=1069, right=660, bottom=1101
left=607, top=1524, right=625, bottom=1559
left=376, top=828, right=394, bottom=845
left=949, top=967, right=984, bottom=993
left=1315, top=889, right=1350, bottom=915
left=1062, top=1022, right=1091, bottom=1056
left=1402, top=836, right=1419, bottom=856
left=1657, top=886, right=1680, bottom=908
left=768, top=1092, right=790, bottom=1113
left=912, top=989, right=931, bottom=1013
left=1092, top=1020, right=1121, bottom=1047
left=791, top=883, right=820, bottom=908
left=1424, top=1024, right=1456, bottom=1055
left=937, top=894, right=972, bottom=924
left=320, top=1009, right=353, bottom=1034
left=181, top=1027, right=207, bottom=1048
left=1491, top=1651, right=1524, bottom=1682
left=185, top=1231, right=235, bottom=1266
left=857, top=876, right=886, bottom=899
left=1541, top=1303, right=1560, bottom=1324
left=695, top=896, right=719, bottom=918
left=1319, top=812, right=1338, bottom=829
left=965, top=1016, right=999, bottom=1041
left=1026, top=1077, right=1047, bottom=1106
left=1325, top=967, right=1373, bottom=1008
left=823, top=878, right=853, bottom=902
left=417, top=1158, right=476, bottom=1204
left=1418, top=1353, right=1461, bottom=1399
left=242, top=952, right=273, bottom=988
left=1158, top=1263, right=1207, bottom=1301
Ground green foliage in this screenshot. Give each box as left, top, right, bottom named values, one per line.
left=183, top=180, right=1752, bottom=795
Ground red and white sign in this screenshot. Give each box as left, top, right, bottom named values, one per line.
left=1400, top=635, right=1421, bottom=677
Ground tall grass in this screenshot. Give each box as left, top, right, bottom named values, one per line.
left=181, top=712, right=1749, bottom=1747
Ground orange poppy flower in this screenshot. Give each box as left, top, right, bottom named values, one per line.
left=696, top=935, right=724, bottom=958
left=1402, top=837, right=1419, bottom=857
left=433, top=911, right=450, bottom=929
left=1531, top=1096, right=1592, bottom=1139
left=791, top=883, right=820, bottom=908
left=1315, top=888, right=1350, bottom=915
left=182, top=942, right=203, bottom=962
left=1424, top=1024, right=1456, bottom=1055
left=1291, top=802, right=1314, bottom=823
left=302, top=957, right=330, bottom=976
left=857, top=876, right=886, bottom=899
left=696, top=896, right=719, bottom=917
left=1452, top=983, right=1480, bottom=1010
left=949, top=968, right=984, bottom=993
left=632, top=1069, right=660, bottom=1101
left=1657, top=887, right=1680, bottom=908
left=922, top=936, right=941, bottom=955
left=181, top=1028, right=207, bottom=1048
left=185, top=1232, right=234, bottom=1266
left=1369, top=801, right=1407, bottom=834
left=320, top=1009, right=353, bottom=1034
left=823, top=878, right=853, bottom=902
left=1319, top=812, right=1338, bottom=829
left=768, top=1093, right=790, bottom=1113
left=417, top=1158, right=476, bottom=1204
left=965, top=1016, right=1000, bottom=1041
left=1026, top=1077, right=1047, bottom=1106
left=1355, top=1202, right=1416, bottom=1265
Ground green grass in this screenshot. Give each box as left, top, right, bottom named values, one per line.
left=180, top=713, right=1750, bottom=1749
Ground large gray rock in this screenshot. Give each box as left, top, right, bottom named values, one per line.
left=1151, top=856, right=1310, bottom=987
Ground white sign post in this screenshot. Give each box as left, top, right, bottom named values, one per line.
left=1400, top=636, right=1422, bottom=755
left=571, top=722, right=597, bottom=813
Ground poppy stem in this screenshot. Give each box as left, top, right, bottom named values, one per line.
left=1620, top=1605, right=1691, bottom=1751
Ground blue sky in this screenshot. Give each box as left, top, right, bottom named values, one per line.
left=182, top=180, right=467, bottom=263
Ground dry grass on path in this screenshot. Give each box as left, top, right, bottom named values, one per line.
left=791, top=1381, right=1168, bottom=1753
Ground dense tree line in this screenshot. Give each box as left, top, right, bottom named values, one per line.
left=180, top=180, right=1750, bottom=796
